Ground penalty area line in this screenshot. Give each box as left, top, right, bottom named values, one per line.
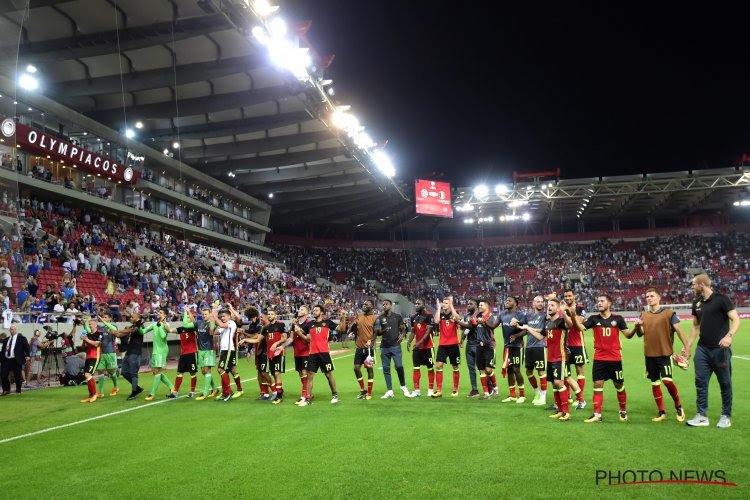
left=0, top=353, right=354, bottom=445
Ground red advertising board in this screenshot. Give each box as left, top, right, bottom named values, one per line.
left=2, top=118, right=139, bottom=184
left=415, top=179, right=453, bottom=218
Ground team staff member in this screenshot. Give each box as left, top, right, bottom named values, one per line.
left=1, top=325, right=30, bottom=396
left=456, top=299, right=480, bottom=398
left=110, top=313, right=146, bottom=400
left=686, top=274, right=740, bottom=429
left=341, top=300, right=377, bottom=400
left=375, top=299, right=409, bottom=399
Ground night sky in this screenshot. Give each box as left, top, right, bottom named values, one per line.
left=288, top=1, right=749, bottom=186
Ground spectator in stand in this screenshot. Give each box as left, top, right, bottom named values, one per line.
left=108, top=295, right=122, bottom=321
left=0, top=290, right=9, bottom=311
left=30, top=297, right=46, bottom=323
left=0, top=267, right=11, bottom=296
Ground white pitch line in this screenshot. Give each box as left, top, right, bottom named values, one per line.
left=0, top=352, right=354, bottom=445
left=734, top=355, right=750, bottom=361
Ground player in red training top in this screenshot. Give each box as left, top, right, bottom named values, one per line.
left=295, top=304, right=346, bottom=406
left=432, top=296, right=462, bottom=398
left=174, top=322, right=199, bottom=398
left=281, top=305, right=312, bottom=405
left=573, top=295, right=634, bottom=423
left=406, top=299, right=435, bottom=397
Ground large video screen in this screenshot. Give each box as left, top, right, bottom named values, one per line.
left=415, top=179, right=453, bottom=218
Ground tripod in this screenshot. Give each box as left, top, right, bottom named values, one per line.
left=42, top=333, right=62, bottom=387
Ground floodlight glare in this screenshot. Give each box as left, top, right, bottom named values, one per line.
left=18, top=73, right=39, bottom=91
left=125, top=128, right=135, bottom=139
left=372, top=149, right=395, bottom=178
left=253, top=0, right=279, bottom=16
left=473, top=184, right=489, bottom=198
left=495, top=184, right=509, bottom=195
left=269, top=17, right=287, bottom=38
left=522, top=213, right=530, bottom=221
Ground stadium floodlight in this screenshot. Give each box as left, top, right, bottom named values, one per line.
left=172, top=142, right=180, bottom=149
left=18, top=72, right=39, bottom=90
left=25, top=64, right=37, bottom=73
left=135, top=121, right=144, bottom=129
left=462, top=203, right=474, bottom=212
left=327, top=87, right=335, bottom=96
left=163, top=149, right=169, bottom=155
left=125, top=128, right=135, bottom=139
left=486, top=216, right=494, bottom=222
left=495, top=184, right=509, bottom=195
left=372, top=149, right=395, bottom=178
left=268, top=193, right=274, bottom=198
left=354, top=131, right=375, bottom=149
left=253, top=0, right=279, bottom=16
left=269, top=17, right=287, bottom=38
left=320, top=79, right=333, bottom=86
left=473, top=184, right=489, bottom=198
left=251, top=26, right=269, bottom=45
left=522, top=212, right=530, bottom=221
left=269, top=43, right=311, bottom=79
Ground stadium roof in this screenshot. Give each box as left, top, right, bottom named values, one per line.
left=0, top=0, right=407, bottom=226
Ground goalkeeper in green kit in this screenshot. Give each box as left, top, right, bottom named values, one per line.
left=143, top=308, right=179, bottom=401
left=183, top=306, right=219, bottom=400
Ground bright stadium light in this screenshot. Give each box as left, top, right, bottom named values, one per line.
left=135, top=121, right=144, bottom=129
left=474, top=184, right=489, bottom=198
left=269, top=43, right=311, bottom=79
left=125, top=128, right=135, bottom=139
left=251, top=26, right=270, bottom=45
left=372, top=149, right=395, bottom=177
left=495, top=184, right=509, bottom=195
left=18, top=72, right=39, bottom=91
left=253, top=0, right=279, bottom=16
left=172, top=142, right=180, bottom=149
left=354, top=131, right=375, bottom=149
left=269, top=17, right=287, bottom=38
left=522, top=212, right=531, bottom=221
left=26, top=64, right=37, bottom=73
left=268, top=193, right=274, bottom=199
left=163, top=148, right=169, bottom=155
left=462, top=203, right=474, bottom=212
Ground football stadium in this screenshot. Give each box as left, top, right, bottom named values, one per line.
left=0, top=1, right=748, bottom=498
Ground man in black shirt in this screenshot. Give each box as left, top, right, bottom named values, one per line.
left=686, top=274, right=740, bottom=428
left=375, top=299, right=409, bottom=398
left=455, top=299, right=480, bottom=397
left=111, top=313, right=146, bottom=400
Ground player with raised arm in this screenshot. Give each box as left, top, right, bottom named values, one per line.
left=510, top=296, right=548, bottom=406
left=473, top=299, right=500, bottom=399
left=295, top=304, right=342, bottom=406
left=184, top=307, right=219, bottom=401
left=213, top=308, right=239, bottom=402
left=341, top=300, right=378, bottom=400
left=79, top=321, right=102, bottom=403
left=225, top=303, right=247, bottom=398
left=631, top=288, right=689, bottom=422
left=563, top=289, right=588, bottom=406
left=572, top=295, right=633, bottom=423
left=141, top=308, right=178, bottom=401
left=109, top=314, right=146, bottom=400
left=457, top=299, right=480, bottom=398
left=406, top=299, right=435, bottom=397
left=499, top=297, right=526, bottom=403
left=174, top=311, right=199, bottom=398
left=279, top=305, right=312, bottom=405
left=85, top=313, right=119, bottom=397
left=263, top=309, right=288, bottom=404
left=532, top=298, right=573, bottom=421
left=432, top=296, right=462, bottom=397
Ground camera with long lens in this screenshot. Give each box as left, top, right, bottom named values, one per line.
left=43, top=325, right=61, bottom=340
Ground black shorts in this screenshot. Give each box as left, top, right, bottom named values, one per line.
left=177, top=353, right=198, bottom=373
left=525, top=347, right=546, bottom=371
left=294, top=355, right=308, bottom=372
left=566, top=345, right=588, bottom=366
left=645, top=356, right=673, bottom=382
left=354, top=347, right=373, bottom=366
left=218, top=350, right=237, bottom=372
left=256, top=354, right=268, bottom=373
left=84, top=358, right=98, bottom=376
left=476, top=344, right=496, bottom=371
left=592, top=359, right=624, bottom=383
left=269, top=355, right=285, bottom=374
left=503, top=346, right=523, bottom=367
left=436, top=344, right=461, bottom=365
left=547, top=361, right=569, bottom=382
left=412, top=348, right=434, bottom=368
left=307, top=352, right=335, bottom=373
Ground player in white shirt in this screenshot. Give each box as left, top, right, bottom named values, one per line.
left=213, top=308, right=239, bottom=401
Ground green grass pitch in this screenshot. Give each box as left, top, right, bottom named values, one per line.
left=1, top=321, right=748, bottom=499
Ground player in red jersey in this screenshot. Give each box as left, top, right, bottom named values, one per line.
left=406, top=299, right=435, bottom=397
left=432, top=296, right=461, bottom=397
left=563, top=289, right=587, bottom=407
left=263, top=309, right=287, bottom=404
left=521, top=298, right=576, bottom=420
left=79, top=321, right=102, bottom=403
left=295, top=304, right=344, bottom=406
left=240, top=307, right=272, bottom=400
left=280, top=305, right=312, bottom=405
left=572, top=295, right=634, bottom=423
left=174, top=320, right=199, bottom=398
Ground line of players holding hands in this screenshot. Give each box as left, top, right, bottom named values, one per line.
left=75, top=287, right=690, bottom=422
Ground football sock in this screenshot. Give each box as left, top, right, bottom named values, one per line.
left=174, top=375, right=183, bottom=392
left=436, top=369, right=443, bottom=391
left=190, top=375, right=197, bottom=392
left=276, top=382, right=283, bottom=396
left=528, top=374, right=538, bottom=390
left=234, top=374, right=242, bottom=391
left=490, top=372, right=497, bottom=390
left=160, top=373, right=174, bottom=390
left=577, top=375, right=586, bottom=393
left=110, top=373, right=118, bottom=389
left=87, top=378, right=96, bottom=397
left=301, top=375, right=308, bottom=398
left=616, top=385, right=627, bottom=412
left=575, top=388, right=585, bottom=403
left=560, top=387, right=570, bottom=413
left=427, top=370, right=435, bottom=390
left=413, top=368, right=421, bottom=390
left=509, top=384, right=517, bottom=398
left=593, top=388, right=604, bottom=414
left=367, top=379, right=373, bottom=396
left=203, top=373, right=213, bottom=396
left=452, top=369, right=460, bottom=391
left=540, top=375, right=547, bottom=391
left=553, top=388, right=561, bottom=409
left=97, top=375, right=105, bottom=393
left=518, top=385, right=525, bottom=398
left=357, top=377, right=365, bottom=391
left=662, top=378, right=681, bottom=408
left=651, top=382, right=665, bottom=412
left=480, top=373, right=489, bottom=393
left=220, top=372, right=231, bottom=395
left=150, top=376, right=161, bottom=396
